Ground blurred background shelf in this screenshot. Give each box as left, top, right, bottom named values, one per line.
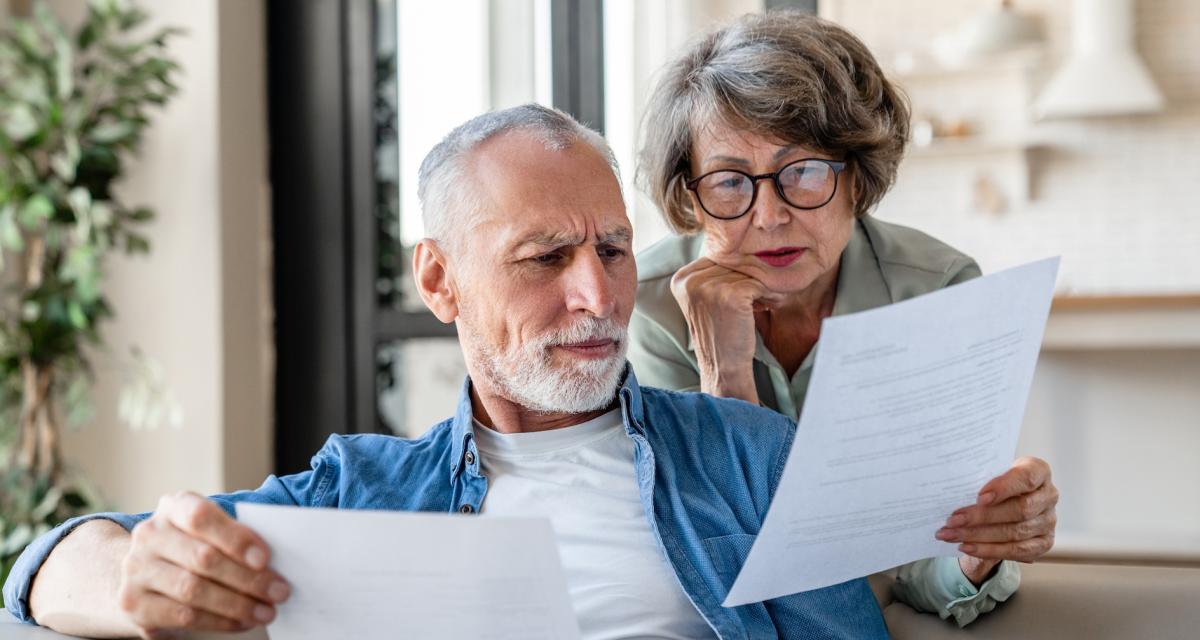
left=906, top=137, right=1039, bottom=159
left=1044, top=295, right=1200, bottom=350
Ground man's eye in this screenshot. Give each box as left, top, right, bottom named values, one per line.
left=531, top=252, right=562, bottom=265
left=599, top=247, right=626, bottom=260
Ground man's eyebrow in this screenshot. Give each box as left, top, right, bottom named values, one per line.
left=513, top=227, right=631, bottom=248
left=598, top=228, right=632, bottom=244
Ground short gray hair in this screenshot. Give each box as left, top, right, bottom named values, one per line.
left=417, top=104, right=620, bottom=247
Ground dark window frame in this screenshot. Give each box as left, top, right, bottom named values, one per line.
left=267, top=0, right=605, bottom=474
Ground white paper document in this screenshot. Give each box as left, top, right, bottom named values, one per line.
left=724, top=257, right=1060, bottom=607
left=236, top=503, right=581, bottom=640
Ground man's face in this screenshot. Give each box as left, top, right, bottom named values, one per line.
left=450, top=132, right=636, bottom=413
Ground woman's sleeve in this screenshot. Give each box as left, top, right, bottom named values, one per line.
left=892, top=557, right=1021, bottom=626
left=946, top=256, right=983, bottom=285
left=627, top=307, right=702, bottom=392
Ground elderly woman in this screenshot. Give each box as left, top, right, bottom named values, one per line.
left=629, top=11, right=1058, bottom=626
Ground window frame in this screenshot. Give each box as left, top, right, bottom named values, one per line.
left=267, top=0, right=605, bottom=473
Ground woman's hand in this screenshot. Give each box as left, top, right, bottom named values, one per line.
left=935, top=457, right=1059, bottom=585
left=670, top=257, right=782, bottom=403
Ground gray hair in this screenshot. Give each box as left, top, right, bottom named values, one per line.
left=417, top=104, right=620, bottom=248
left=638, top=10, right=911, bottom=233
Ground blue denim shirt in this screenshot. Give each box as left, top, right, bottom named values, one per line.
left=5, top=368, right=889, bottom=639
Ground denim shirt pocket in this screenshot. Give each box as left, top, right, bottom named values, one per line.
left=700, top=533, right=757, bottom=595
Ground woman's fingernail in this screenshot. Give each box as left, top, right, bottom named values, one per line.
left=947, top=514, right=967, bottom=528
left=979, top=492, right=996, bottom=505
left=254, top=604, right=275, bottom=623
left=936, top=528, right=959, bottom=541
left=268, top=580, right=290, bottom=602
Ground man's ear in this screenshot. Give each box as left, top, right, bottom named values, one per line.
left=412, top=239, right=459, bottom=323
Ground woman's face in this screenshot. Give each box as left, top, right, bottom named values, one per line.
left=688, top=122, right=856, bottom=295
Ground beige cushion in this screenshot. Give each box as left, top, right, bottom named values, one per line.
left=6, top=562, right=1197, bottom=638
left=884, top=561, right=1200, bottom=639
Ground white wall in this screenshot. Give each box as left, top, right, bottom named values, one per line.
left=823, top=0, right=1200, bottom=295
left=605, top=0, right=764, bottom=252
left=821, top=0, right=1200, bottom=559
left=1022, top=348, right=1200, bottom=558
left=27, top=0, right=274, bottom=512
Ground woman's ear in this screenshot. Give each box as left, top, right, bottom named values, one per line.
left=412, top=239, right=458, bottom=324
left=684, top=185, right=706, bottom=233
left=848, top=167, right=862, bottom=212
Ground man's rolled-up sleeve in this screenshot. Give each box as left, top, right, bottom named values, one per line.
left=892, top=557, right=1020, bottom=627
left=3, top=441, right=339, bottom=625
left=4, top=512, right=149, bottom=624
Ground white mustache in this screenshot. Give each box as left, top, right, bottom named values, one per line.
left=534, top=317, right=626, bottom=350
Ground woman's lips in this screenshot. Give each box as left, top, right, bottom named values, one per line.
left=753, top=247, right=806, bottom=267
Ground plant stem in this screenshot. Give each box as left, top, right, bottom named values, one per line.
left=35, top=365, right=61, bottom=480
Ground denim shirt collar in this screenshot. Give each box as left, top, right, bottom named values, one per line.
left=448, top=376, right=478, bottom=483
left=448, top=363, right=647, bottom=482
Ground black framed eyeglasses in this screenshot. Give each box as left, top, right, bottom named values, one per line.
left=685, top=158, right=848, bottom=220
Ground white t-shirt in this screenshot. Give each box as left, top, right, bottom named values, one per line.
left=474, top=409, right=717, bottom=640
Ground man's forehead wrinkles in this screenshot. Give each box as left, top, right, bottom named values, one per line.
left=514, top=226, right=632, bottom=248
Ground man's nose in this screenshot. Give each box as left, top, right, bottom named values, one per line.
left=564, top=251, right=616, bottom=318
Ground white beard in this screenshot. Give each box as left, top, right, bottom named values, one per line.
left=463, top=314, right=628, bottom=414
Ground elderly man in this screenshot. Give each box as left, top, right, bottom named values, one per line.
left=7, top=105, right=894, bottom=639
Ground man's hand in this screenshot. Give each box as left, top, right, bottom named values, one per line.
left=935, top=457, right=1059, bottom=584
left=118, top=492, right=290, bottom=638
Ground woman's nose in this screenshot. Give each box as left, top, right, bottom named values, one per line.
left=749, top=179, right=791, bottom=231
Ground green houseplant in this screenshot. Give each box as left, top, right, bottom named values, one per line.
left=0, top=0, right=181, bottom=603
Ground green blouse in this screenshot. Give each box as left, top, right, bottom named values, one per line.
left=628, top=215, right=1019, bottom=626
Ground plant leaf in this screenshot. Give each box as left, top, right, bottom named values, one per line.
left=67, top=302, right=88, bottom=329
left=18, top=194, right=54, bottom=229
left=3, top=104, right=39, bottom=142
left=89, top=121, right=135, bottom=144
left=30, top=486, right=63, bottom=521
left=54, top=37, right=74, bottom=100
left=0, top=204, right=24, bottom=252
left=0, top=524, right=33, bottom=557
left=50, top=152, right=76, bottom=182
left=90, top=202, right=113, bottom=228
left=67, top=187, right=92, bottom=219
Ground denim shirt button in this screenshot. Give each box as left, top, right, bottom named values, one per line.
left=465, top=450, right=476, bottom=465
left=459, top=504, right=474, bottom=514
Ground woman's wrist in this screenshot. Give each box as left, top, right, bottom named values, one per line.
left=958, top=555, right=1001, bottom=587
left=699, top=363, right=759, bottom=404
